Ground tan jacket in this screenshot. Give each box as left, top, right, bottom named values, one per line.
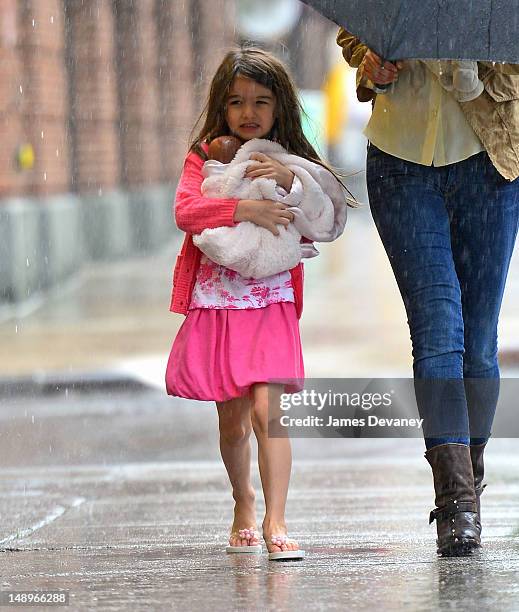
left=337, top=28, right=519, bottom=181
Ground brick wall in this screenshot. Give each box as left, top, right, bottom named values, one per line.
left=114, top=0, right=162, bottom=187
left=0, top=0, right=25, bottom=196
left=18, top=0, right=70, bottom=196
left=0, top=0, right=332, bottom=198
left=153, top=0, right=237, bottom=181
left=191, top=0, right=237, bottom=109
left=65, top=0, right=120, bottom=193
left=156, top=0, right=197, bottom=181
left=291, top=7, right=335, bottom=90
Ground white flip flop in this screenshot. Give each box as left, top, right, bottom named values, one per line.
left=267, top=534, right=305, bottom=561
left=268, top=549, right=305, bottom=561
left=226, top=527, right=262, bottom=554
left=226, top=544, right=262, bottom=554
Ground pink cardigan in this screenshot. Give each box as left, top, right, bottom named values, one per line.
left=169, top=147, right=304, bottom=317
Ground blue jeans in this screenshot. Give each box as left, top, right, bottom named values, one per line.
left=366, top=145, right=519, bottom=447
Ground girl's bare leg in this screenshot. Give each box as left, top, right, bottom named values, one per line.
left=217, top=395, right=259, bottom=547
left=250, top=383, right=299, bottom=553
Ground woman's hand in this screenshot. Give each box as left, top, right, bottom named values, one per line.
left=361, top=50, right=404, bottom=85
left=245, top=153, right=295, bottom=191
left=234, top=199, right=294, bottom=236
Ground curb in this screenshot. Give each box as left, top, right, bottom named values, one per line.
left=0, top=370, right=153, bottom=399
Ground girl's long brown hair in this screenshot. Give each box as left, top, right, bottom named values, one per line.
left=189, top=47, right=354, bottom=201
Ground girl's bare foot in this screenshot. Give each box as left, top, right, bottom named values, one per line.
left=262, top=519, right=300, bottom=553
left=229, top=488, right=259, bottom=547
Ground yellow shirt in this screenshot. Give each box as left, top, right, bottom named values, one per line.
left=364, top=60, right=484, bottom=166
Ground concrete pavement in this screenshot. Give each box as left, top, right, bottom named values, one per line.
left=1, top=387, right=519, bottom=611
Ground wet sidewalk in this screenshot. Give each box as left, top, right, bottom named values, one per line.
left=0, top=385, right=519, bottom=611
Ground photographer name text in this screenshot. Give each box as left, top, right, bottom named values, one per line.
left=279, top=415, right=424, bottom=429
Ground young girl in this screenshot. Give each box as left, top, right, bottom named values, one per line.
left=165, top=47, right=347, bottom=561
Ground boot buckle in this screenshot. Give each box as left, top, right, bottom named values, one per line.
left=429, top=500, right=476, bottom=523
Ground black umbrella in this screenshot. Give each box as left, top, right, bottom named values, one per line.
left=299, top=0, right=519, bottom=63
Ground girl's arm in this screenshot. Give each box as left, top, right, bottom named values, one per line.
left=175, top=151, right=294, bottom=236
left=174, top=152, right=239, bottom=234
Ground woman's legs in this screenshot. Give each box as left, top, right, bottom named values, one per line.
left=449, top=152, right=519, bottom=442
left=366, top=145, right=480, bottom=555
left=449, top=153, right=519, bottom=536
left=367, top=147, right=519, bottom=441
left=367, top=146, right=519, bottom=553
left=250, top=383, right=299, bottom=553
left=366, top=144, right=469, bottom=444
left=216, top=395, right=258, bottom=547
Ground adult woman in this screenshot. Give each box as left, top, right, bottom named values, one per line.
left=337, top=29, right=519, bottom=556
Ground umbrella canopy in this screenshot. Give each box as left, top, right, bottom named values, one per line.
left=299, top=0, right=519, bottom=63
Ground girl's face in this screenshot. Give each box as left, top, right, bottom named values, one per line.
left=225, top=75, right=276, bottom=141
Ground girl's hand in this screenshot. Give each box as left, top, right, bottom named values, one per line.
left=361, top=50, right=404, bottom=85
left=234, top=199, right=294, bottom=236
left=245, top=153, right=295, bottom=191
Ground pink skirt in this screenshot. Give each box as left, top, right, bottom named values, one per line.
left=165, top=302, right=304, bottom=402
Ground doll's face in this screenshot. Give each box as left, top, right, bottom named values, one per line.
left=225, top=75, right=276, bottom=141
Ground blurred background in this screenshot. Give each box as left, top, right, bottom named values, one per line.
left=0, top=0, right=518, bottom=388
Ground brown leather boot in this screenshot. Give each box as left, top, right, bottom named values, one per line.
left=470, top=442, right=487, bottom=538
left=425, top=443, right=480, bottom=556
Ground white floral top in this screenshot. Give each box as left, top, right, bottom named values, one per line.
left=189, top=255, right=294, bottom=310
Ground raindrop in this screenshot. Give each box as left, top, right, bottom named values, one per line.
left=15, top=325, right=18, bottom=334
left=43, top=172, right=47, bottom=181
left=50, top=16, right=54, bottom=24
left=41, top=131, right=44, bottom=139
left=26, top=257, right=30, bottom=268
left=31, top=415, right=35, bottom=424
left=19, top=85, right=23, bottom=94
left=32, top=19, right=35, bottom=27
left=56, top=148, right=60, bottom=157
